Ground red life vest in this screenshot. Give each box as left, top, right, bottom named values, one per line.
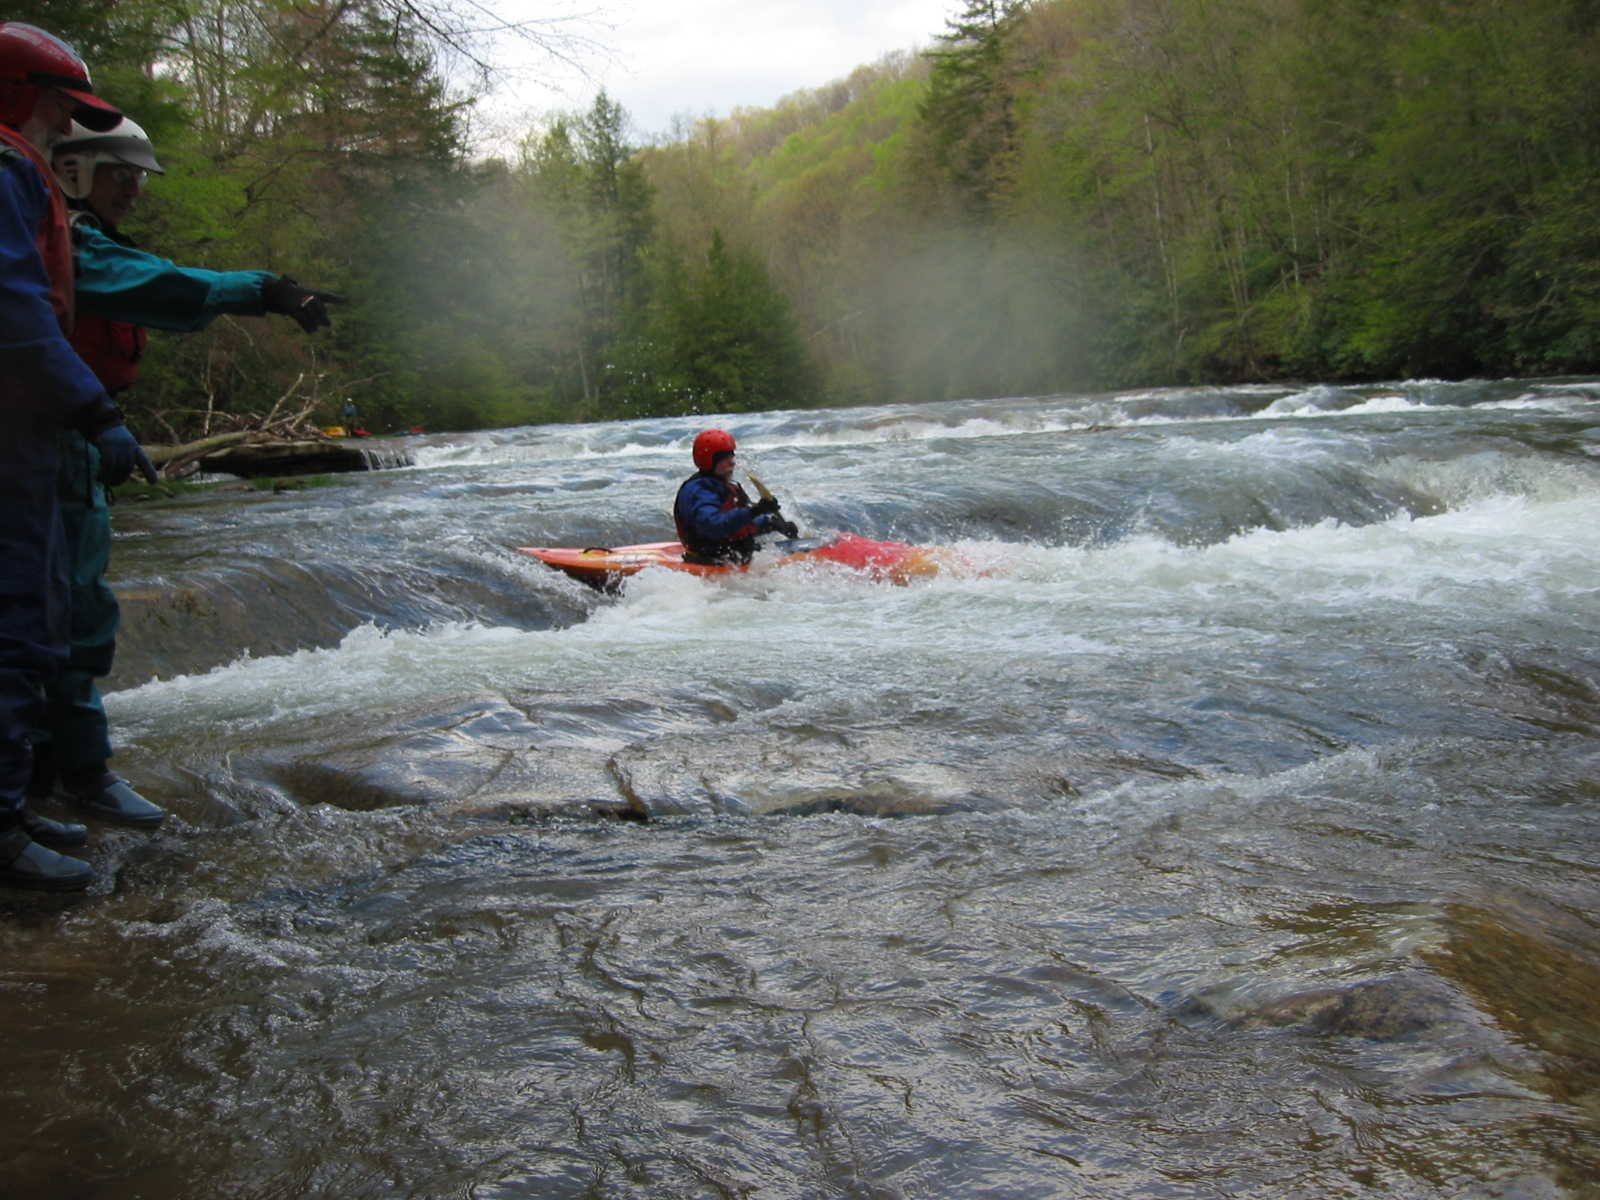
left=64, top=214, right=146, bottom=393
left=0, top=121, right=75, bottom=332
left=69, top=309, right=144, bottom=393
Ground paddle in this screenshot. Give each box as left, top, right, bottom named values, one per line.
left=746, top=468, right=776, bottom=503
left=746, top=469, right=801, bottom=539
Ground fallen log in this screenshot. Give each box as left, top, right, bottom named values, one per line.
left=195, top=439, right=376, bottom=477
left=145, top=435, right=411, bottom=479
left=145, top=431, right=257, bottom=474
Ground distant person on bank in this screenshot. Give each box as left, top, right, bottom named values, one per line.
left=21, top=116, right=343, bottom=835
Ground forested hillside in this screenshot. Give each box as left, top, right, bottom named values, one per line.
left=17, top=0, right=1600, bottom=434
left=660, top=0, right=1600, bottom=404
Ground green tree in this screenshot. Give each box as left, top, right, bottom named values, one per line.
left=11, top=0, right=616, bottom=435
left=511, top=94, right=655, bottom=416
left=917, top=0, right=1027, bottom=218
left=1317, top=0, right=1600, bottom=376
left=574, top=92, right=654, bottom=404
left=615, top=231, right=816, bottom=416
left=129, top=0, right=473, bottom=431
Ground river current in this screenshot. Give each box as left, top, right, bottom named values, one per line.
left=4, top=378, right=1598, bottom=1197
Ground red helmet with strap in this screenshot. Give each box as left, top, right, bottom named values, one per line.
left=0, top=23, right=121, bottom=133
left=692, top=428, right=737, bottom=472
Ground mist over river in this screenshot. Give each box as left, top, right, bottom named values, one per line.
left=5, top=378, right=1599, bottom=1197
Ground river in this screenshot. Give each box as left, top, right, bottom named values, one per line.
left=4, top=377, right=1598, bottom=1198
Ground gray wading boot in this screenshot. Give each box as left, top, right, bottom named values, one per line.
left=0, top=824, right=93, bottom=892
left=23, top=749, right=88, bottom=847
left=20, top=806, right=89, bottom=849
left=67, top=771, right=165, bottom=829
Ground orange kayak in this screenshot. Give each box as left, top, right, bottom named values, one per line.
left=518, top=533, right=961, bottom=590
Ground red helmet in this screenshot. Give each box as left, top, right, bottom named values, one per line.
left=692, top=428, right=737, bottom=472
left=0, top=23, right=121, bottom=133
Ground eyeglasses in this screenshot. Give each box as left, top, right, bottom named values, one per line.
left=103, top=163, right=147, bottom=187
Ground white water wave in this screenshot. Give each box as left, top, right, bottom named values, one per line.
left=404, top=384, right=1576, bottom=471
left=108, top=474, right=1600, bottom=753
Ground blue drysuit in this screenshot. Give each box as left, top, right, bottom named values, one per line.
left=673, top=472, right=777, bottom=564
left=0, top=147, right=112, bottom=820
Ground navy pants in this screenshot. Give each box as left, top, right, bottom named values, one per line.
left=0, top=415, right=68, bottom=820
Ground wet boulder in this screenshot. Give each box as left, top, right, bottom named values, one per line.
left=1181, top=974, right=1462, bottom=1039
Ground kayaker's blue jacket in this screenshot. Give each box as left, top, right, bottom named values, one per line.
left=674, top=471, right=777, bottom=563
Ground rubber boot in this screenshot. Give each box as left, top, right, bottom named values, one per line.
left=67, top=771, right=165, bottom=828
left=0, top=825, right=93, bottom=892
left=20, top=806, right=89, bottom=849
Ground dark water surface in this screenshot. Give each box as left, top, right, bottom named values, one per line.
left=3, top=379, right=1598, bottom=1197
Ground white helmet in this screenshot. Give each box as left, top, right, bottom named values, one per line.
left=52, top=116, right=165, bottom=199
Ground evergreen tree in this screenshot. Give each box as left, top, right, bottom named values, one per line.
left=917, top=0, right=1026, bottom=218
left=20, top=0, right=1600, bottom=431
left=512, top=94, right=656, bottom=414
left=614, top=231, right=816, bottom=416
left=575, top=92, right=654, bottom=402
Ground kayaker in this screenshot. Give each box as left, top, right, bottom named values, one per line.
left=674, top=429, right=798, bottom=565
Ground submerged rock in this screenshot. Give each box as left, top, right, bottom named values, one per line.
left=1181, top=974, right=1461, bottom=1040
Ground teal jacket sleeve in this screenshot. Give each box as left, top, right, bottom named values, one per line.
left=72, top=224, right=272, bottom=332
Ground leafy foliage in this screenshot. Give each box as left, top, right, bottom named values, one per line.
left=14, top=0, right=1600, bottom=435
left=681, top=0, right=1600, bottom=392
left=917, top=0, right=1026, bottom=218
left=611, top=231, right=816, bottom=416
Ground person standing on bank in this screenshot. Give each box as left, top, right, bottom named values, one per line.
left=24, top=116, right=343, bottom=831
left=0, top=23, right=155, bottom=891
left=674, top=429, right=799, bottom=566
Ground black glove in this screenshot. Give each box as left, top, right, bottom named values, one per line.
left=771, top=517, right=800, bottom=539
left=262, top=275, right=346, bottom=333
left=95, top=423, right=158, bottom=486
left=750, top=496, right=780, bottom=517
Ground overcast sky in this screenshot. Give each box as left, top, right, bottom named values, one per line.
left=476, top=0, right=955, bottom=146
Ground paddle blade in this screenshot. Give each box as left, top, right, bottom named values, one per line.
left=746, top=469, right=776, bottom=502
